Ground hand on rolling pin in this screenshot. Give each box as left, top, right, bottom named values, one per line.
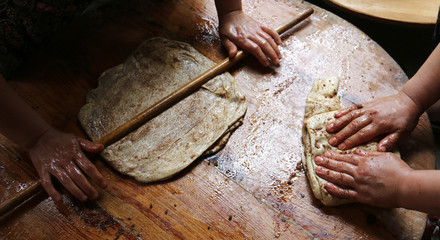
left=215, top=0, right=282, bottom=67
left=326, top=92, right=421, bottom=152
left=0, top=76, right=106, bottom=202
left=28, top=128, right=107, bottom=202
left=314, top=150, right=411, bottom=208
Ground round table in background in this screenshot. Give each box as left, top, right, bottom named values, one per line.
left=0, top=0, right=435, bottom=239
left=323, top=0, right=440, bottom=27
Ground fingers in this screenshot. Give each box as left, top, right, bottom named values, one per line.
left=314, top=155, right=356, bottom=175
left=248, top=32, right=280, bottom=65
left=78, top=137, right=104, bottom=153
left=64, top=163, right=99, bottom=200
left=75, top=150, right=107, bottom=189
left=221, top=38, right=238, bottom=58
left=324, top=182, right=357, bottom=201
left=354, top=148, right=388, bottom=158
left=262, top=25, right=282, bottom=45
left=50, top=165, right=88, bottom=201
left=354, top=148, right=368, bottom=156
left=39, top=171, right=62, bottom=202
left=320, top=151, right=360, bottom=165
left=337, top=125, right=381, bottom=150
left=258, top=30, right=282, bottom=60
left=329, top=113, right=372, bottom=147
left=328, top=117, right=381, bottom=151
left=377, top=132, right=400, bottom=152
left=241, top=40, right=270, bottom=66
left=327, top=109, right=363, bottom=134
left=333, top=104, right=362, bottom=118
left=218, top=12, right=282, bottom=67
left=222, top=28, right=281, bottom=66
left=315, top=165, right=356, bottom=187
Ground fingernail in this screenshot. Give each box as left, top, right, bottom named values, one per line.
left=324, top=151, right=332, bottom=157
left=315, top=166, right=323, bottom=173
left=338, top=143, right=346, bottom=150
left=327, top=123, right=334, bottom=130
left=378, top=146, right=386, bottom=152
left=329, top=137, right=337, bottom=145
left=315, top=156, right=323, bottom=164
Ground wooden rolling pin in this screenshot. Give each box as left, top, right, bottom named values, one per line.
left=97, top=7, right=314, bottom=146
left=0, top=8, right=314, bottom=216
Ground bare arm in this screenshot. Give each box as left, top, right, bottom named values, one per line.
left=0, top=75, right=51, bottom=149
left=0, top=75, right=106, bottom=201
left=214, top=0, right=282, bottom=66
left=401, top=44, right=440, bottom=112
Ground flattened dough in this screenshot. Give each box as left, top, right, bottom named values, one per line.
left=302, top=76, right=396, bottom=206
left=79, top=37, right=247, bottom=183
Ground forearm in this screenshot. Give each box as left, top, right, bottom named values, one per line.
left=214, top=0, right=241, bottom=18
left=398, top=169, right=440, bottom=215
left=401, top=44, right=440, bottom=114
left=0, top=76, right=51, bottom=150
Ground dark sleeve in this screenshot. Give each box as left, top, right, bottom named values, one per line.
left=0, top=0, right=91, bottom=79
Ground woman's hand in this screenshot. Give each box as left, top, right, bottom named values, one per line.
left=326, top=92, right=422, bottom=151
left=218, top=10, right=282, bottom=67
left=28, top=128, right=107, bottom=202
left=314, top=150, right=412, bottom=208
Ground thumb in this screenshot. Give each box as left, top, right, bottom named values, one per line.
left=78, top=137, right=104, bottom=153
left=377, top=132, right=400, bottom=152
left=222, top=38, right=238, bottom=58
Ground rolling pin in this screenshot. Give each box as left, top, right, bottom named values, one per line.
left=97, top=8, right=314, bottom=146
left=0, top=8, right=314, bottom=217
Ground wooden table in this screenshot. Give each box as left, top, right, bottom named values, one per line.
left=322, top=0, right=440, bottom=27
left=0, top=0, right=435, bottom=239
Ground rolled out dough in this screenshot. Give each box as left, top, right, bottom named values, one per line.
left=301, top=76, right=393, bottom=206
left=78, top=37, right=247, bottom=183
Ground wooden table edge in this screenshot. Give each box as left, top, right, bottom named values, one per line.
left=322, top=0, right=437, bottom=28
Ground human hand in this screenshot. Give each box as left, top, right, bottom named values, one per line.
left=326, top=91, right=422, bottom=151
left=28, top=128, right=107, bottom=202
left=314, top=150, right=412, bottom=208
left=218, top=10, right=282, bottom=67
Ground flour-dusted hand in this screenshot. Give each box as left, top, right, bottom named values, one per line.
left=218, top=11, right=281, bottom=66
left=326, top=92, right=421, bottom=151
left=28, top=128, right=107, bottom=201
left=215, top=0, right=281, bottom=67
left=1, top=76, right=107, bottom=202
left=314, top=150, right=412, bottom=208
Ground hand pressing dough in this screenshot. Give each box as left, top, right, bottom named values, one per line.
left=301, top=76, right=397, bottom=206
left=78, top=37, right=247, bottom=183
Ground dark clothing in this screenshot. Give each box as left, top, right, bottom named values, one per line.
left=0, top=0, right=91, bottom=78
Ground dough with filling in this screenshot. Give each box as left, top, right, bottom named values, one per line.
left=301, top=76, right=396, bottom=206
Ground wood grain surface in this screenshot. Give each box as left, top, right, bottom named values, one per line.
left=0, top=0, right=435, bottom=239
left=323, top=0, right=440, bottom=27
